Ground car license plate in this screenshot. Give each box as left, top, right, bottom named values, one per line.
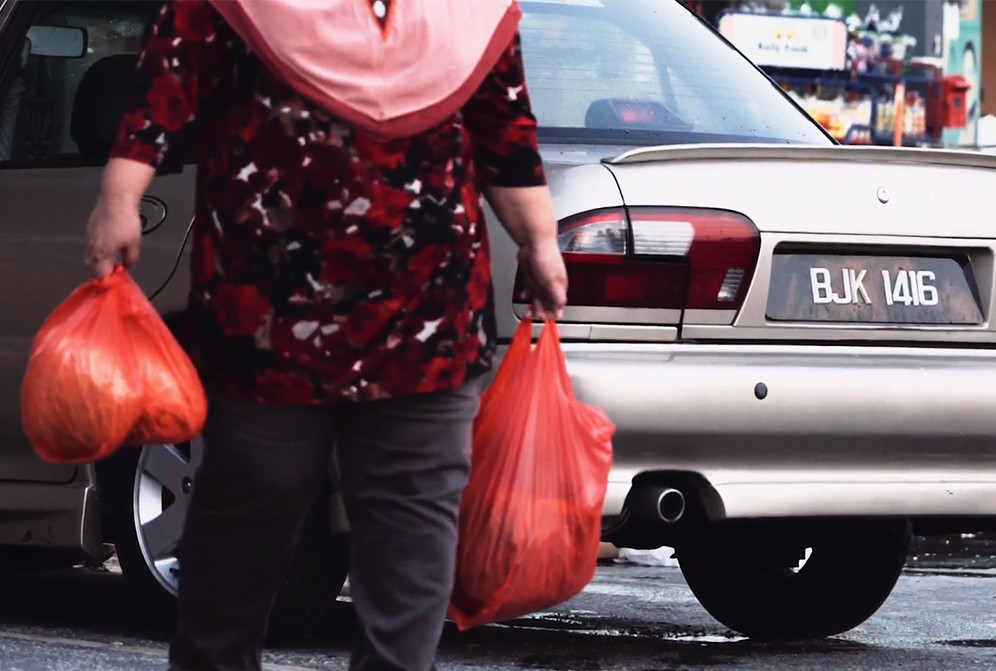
left=766, top=253, right=983, bottom=325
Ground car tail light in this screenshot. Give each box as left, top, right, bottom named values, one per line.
left=513, top=206, right=760, bottom=311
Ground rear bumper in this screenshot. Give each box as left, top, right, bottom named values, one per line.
left=559, top=342, right=996, bottom=520
left=0, top=468, right=102, bottom=559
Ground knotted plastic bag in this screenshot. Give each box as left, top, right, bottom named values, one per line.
left=21, top=267, right=207, bottom=464
left=123, top=301, right=207, bottom=447
left=448, top=318, right=615, bottom=630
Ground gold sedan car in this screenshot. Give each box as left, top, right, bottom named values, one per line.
left=1, top=0, right=993, bottom=643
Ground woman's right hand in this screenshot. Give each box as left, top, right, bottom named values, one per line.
left=516, top=238, right=568, bottom=320
left=84, top=158, right=156, bottom=279
left=482, top=184, right=568, bottom=320
left=85, top=196, right=143, bottom=279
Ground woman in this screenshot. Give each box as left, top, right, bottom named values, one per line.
left=84, top=1, right=567, bottom=669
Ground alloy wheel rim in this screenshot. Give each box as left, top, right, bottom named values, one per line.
left=132, top=438, right=203, bottom=595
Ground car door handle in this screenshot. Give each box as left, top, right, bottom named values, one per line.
left=140, top=196, right=168, bottom=234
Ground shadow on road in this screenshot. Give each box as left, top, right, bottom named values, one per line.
left=0, top=565, right=880, bottom=663
left=0, top=568, right=176, bottom=641
left=1, top=561, right=988, bottom=670
left=438, top=619, right=880, bottom=670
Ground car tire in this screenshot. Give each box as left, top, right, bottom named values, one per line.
left=676, top=518, right=911, bottom=640
left=96, top=439, right=350, bottom=645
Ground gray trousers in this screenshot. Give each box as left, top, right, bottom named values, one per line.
left=167, top=379, right=482, bottom=671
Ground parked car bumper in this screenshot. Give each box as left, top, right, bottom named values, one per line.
left=557, top=342, right=996, bottom=521
left=0, top=473, right=103, bottom=559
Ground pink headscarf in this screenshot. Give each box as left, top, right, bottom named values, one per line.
left=207, top=0, right=522, bottom=140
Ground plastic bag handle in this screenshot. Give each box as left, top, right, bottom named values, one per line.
left=503, top=318, right=535, bottom=379
left=493, top=318, right=573, bottom=403
left=536, top=318, right=575, bottom=401
left=479, top=317, right=534, bottom=417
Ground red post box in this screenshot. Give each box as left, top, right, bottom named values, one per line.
left=942, top=74, right=971, bottom=129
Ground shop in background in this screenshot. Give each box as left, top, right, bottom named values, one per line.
left=693, top=1, right=975, bottom=147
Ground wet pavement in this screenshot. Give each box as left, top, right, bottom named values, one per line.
left=2, top=536, right=996, bottom=670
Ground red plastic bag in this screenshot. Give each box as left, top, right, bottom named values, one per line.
left=21, top=267, right=207, bottom=464
left=123, top=294, right=208, bottom=447
left=448, top=318, right=615, bottom=630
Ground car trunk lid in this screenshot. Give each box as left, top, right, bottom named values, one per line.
left=602, top=143, right=996, bottom=238
left=555, top=143, right=996, bottom=345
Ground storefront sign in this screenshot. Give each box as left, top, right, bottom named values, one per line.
left=717, top=12, right=848, bottom=71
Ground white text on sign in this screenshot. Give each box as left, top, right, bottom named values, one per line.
left=809, top=267, right=939, bottom=306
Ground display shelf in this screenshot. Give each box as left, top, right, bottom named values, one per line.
left=770, top=70, right=940, bottom=146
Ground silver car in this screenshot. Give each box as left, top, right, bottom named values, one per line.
left=1, top=0, right=994, bottom=643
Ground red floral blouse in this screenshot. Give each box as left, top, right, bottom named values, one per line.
left=111, top=0, right=546, bottom=404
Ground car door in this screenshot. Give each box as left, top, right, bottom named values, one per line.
left=0, top=0, right=195, bottom=482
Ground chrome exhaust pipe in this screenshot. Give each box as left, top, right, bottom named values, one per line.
left=657, top=488, right=685, bottom=523
left=628, top=486, right=687, bottom=524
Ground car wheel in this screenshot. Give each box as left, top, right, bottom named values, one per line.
left=96, top=438, right=350, bottom=644
left=676, top=518, right=911, bottom=640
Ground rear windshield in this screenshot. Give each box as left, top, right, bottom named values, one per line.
left=519, top=0, right=833, bottom=146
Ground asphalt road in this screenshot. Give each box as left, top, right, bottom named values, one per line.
left=2, top=538, right=996, bottom=671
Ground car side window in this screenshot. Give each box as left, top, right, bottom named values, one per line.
left=0, top=1, right=161, bottom=167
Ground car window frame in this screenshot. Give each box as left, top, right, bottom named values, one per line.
left=0, top=0, right=190, bottom=171
left=0, top=0, right=836, bottom=167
